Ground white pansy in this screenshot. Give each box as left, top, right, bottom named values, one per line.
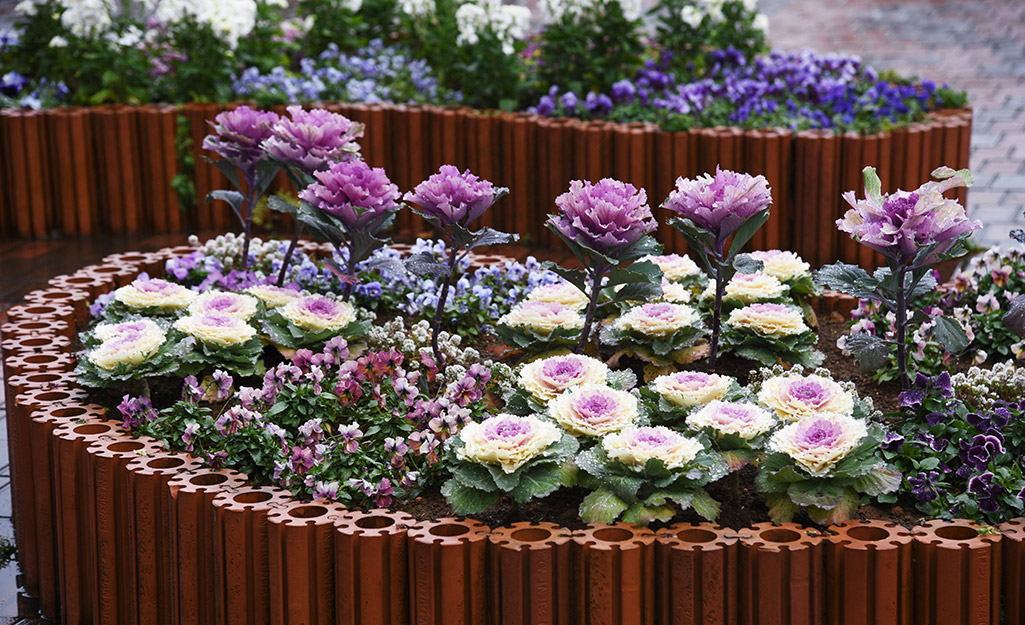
left=680, top=4, right=703, bottom=27
left=752, top=12, right=769, bottom=33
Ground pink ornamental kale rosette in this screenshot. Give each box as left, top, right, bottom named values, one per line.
left=263, top=294, right=368, bottom=351
left=441, top=413, right=578, bottom=514
left=576, top=425, right=727, bottom=524
left=759, top=412, right=900, bottom=525
left=721, top=302, right=823, bottom=367
left=263, top=105, right=364, bottom=175
left=172, top=312, right=265, bottom=377
left=76, top=318, right=181, bottom=387
left=404, top=164, right=508, bottom=237
left=686, top=400, right=779, bottom=470
left=105, top=277, right=197, bottom=320
left=496, top=300, right=585, bottom=350
left=516, top=354, right=610, bottom=404
left=757, top=372, right=856, bottom=422
left=548, top=178, right=657, bottom=260
left=603, top=302, right=706, bottom=365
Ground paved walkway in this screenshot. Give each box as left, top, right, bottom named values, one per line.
left=763, top=0, right=1025, bottom=246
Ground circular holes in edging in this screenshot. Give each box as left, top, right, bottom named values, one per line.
left=288, top=505, right=329, bottom=519
left=675, top=528, right=718, bottom=544
left=107, top=441, right=146, bottom=453
left=847, top=526, right=891, bottom=542
left=233, top=491, right=275, bottom=505
left=510, top=527, right=552, bottom=542
left=592, top=527, right=635, bottom=543
left=935, top=525, right=979, bottom=541
left=73, top=424, right=113, bottom=436
left=354, top=515, right=397, bottom=530
left=429, top=523, right=470, bottom=538
left=760, top=528, right=802, bottom=544
left=147, top=457, right=185, bottom=470
left=190, top=473, right=230, bottom=487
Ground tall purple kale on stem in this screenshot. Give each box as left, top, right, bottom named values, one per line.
left=404, top=165, right=514, bottom=368
left=547, top=178, right=660, bottom=353
left=298, top=159, right=401, bottom=300
left=202, top=105, right=280, bottom=268
left=663, top=167, right=772, bottom=367
left=819, top=166, right=978, bottom=389
left=262, top=106, right=366, bottom=285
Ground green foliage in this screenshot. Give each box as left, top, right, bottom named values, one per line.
left=651, top=0, right=768, bottom=77
left=534, top=0, right=645, bottom=95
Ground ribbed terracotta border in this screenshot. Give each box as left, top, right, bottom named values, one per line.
left=0, top=246, right=1012, bottom=625
left=0, top=104, right=970, bottom=268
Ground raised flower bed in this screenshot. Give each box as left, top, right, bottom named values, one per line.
left=1, top=258, right=1020, bottom=624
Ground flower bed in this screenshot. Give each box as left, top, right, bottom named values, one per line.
left=2, top=247, right=1023, bottom=624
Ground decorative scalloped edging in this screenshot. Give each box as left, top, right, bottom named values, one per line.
left=0, top=247, right=1013, bottom=625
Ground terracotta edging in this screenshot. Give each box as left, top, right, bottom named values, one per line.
left=408, top=517, right=491, bottom=625
left=737, top=522, right=825, bottom=625
left=267, top=501, right=347, bottom=625
left=825, top=519, right=913, bottom=625
left=911, top=519, right=1001, bottom=625
left=1000, top=518, right=1025, bottom=625
left=572, top=523, right=657, bottom=625
left=655, top=522, right=739, bottom=625
left=489, top=521, right=574, bottom=625
left=335, top=508, right=418, bottom=625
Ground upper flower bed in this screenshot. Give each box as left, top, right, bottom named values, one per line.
left=1, top=0, right=965, bottom=133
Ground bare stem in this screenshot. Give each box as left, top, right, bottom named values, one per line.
left=277, top=221, right=304, bottom=287
left=430, top=245, right=461, bottom=370
left=895, top=266, right=909, bottom=390
left=575, top=263, right=606, bottom=354
left=710, top=262, right=725, bottom=369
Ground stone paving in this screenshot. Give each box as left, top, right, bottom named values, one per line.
left=762, top=0, right=1025, bottom=246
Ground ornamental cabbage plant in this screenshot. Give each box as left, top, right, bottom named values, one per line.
left=575, top=426, right=727, bottom=524
left=545, top=178, right=663, bottom=354
left=663, top=167, right=773, bottom=367
left=403, top=165, right=517, bottom=368
left=757, top=412, right=899, bottom=524
left=816, top=166, right=979, bottom=388
left=441, top=413, right=579, bottom=514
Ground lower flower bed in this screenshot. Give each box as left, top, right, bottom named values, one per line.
left=0, top=246, right=1018, bottom=625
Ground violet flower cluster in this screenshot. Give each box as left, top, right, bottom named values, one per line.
left=884, top=372, right=1025, bottom=522
left=532, top=48, right=963, bottom=133
left=232, top=40, right=455, bottom=107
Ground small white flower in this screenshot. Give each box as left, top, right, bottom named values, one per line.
left=752, top=12, right=769, bottom=33
left=49, top=35, right=69, bottom=48
left=680, top=4, right=703, bottom=27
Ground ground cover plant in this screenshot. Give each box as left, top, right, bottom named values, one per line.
left=71, top=104, right=1025, bottom=531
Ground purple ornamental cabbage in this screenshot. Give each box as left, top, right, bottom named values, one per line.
left=299, top=160, right=400, bottom=231
left=202, top=105, right=280, bottom=169
left=403, top=165, right=502, bottom=231
left=263, top=105, right=365, bottom=175
left=837, top=166, right=979, bottom=267
left=663, top=167, right=772, bottom=245
left=549, top=178, right=656, bottom=257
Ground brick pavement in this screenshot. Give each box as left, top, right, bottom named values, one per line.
left=762, top=0, right=1025, bottom=246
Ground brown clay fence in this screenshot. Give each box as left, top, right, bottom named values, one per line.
left=0, top=104, right=971, bottom=268
left=0, top=246, right=1017, bottom=625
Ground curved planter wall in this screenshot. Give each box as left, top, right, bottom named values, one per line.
left=0, top=246, right=1013, bottom=625
left=0, top=103, right=971, bottom=268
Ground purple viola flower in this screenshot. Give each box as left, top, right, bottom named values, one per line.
left=958, top=433, right=1006, bottom=471
left=403, top=165, right=504, bottom=231
left=549, top=178, right=656, bottom=257
left=299, top=159, right=400, bottom=231
left=203, top=106, right=279, bottom=169
left=968, top=472, right=1006, bottom=514
left=314, top=480, right=340, bottom=501
left=263, top=105, right=365, bottom=175
left=182, top=422, right=200, bottom=452
left=837, top=167, right=979, bottom=267
left=338, top=423, right=363, bottom=454
left=907, top=470, right=940, bottom=503
left=117, top=395, right=156, bottom=430
left=663, top=167, right=772, bottom=244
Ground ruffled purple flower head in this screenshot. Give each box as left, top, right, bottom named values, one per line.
left=663, top=167, right=772, bottom=244
left=549, top=178, right=656, bottom=257
left=404, top=165, right=504, bottom=230
left=299, top=159, right=400, bottom=232
left=263, top=105, right=365, bottom=175
left=202, top=106, right=279, bottom=169
left=837, top=166, right=979, bottom=267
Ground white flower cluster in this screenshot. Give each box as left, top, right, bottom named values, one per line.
left=456, top=0, right=531, bottom=55
left=679, top=0, right=768, bottom=33
left=951, top=361, right=1025, bottom=409
left=150, top=0, right=260, bottom=49
left=398, top=0, right=435, bottom=19
left=546, top=0, right=640, bottom=22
